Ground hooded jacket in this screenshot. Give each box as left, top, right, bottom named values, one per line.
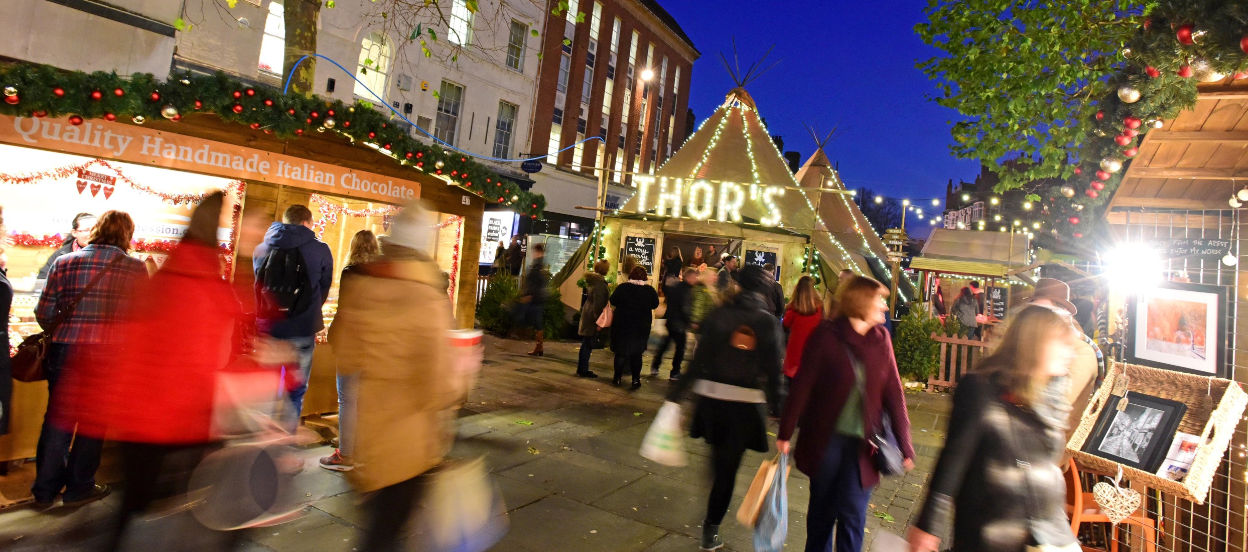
left=252, top=222, right=334, bottom=338
left=578, top=272, right=609, bottom=337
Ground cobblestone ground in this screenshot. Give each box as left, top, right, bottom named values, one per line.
left=0, top=335, right=952, bottom=551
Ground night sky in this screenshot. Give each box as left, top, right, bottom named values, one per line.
left=661, top=0, right=981, bottom=213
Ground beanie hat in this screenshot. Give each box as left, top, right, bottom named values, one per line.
left=381, top=200, right=437, bottom=254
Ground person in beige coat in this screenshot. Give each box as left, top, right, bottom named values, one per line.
left=328, top=201, right=466, bottom=551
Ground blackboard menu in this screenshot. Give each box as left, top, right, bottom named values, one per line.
left=744, top=249, right=780, bottom=280
left=623, top=236, right=656, bottom=276
left=1167, top=238, right=1231, bottom=261
left=987, top=286, right=1007, bottom=320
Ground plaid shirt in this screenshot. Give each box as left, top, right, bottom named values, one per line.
left=36, top=245, right=146, bottom=345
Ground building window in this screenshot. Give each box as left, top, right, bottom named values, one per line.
left=493, top=101, right=518, bottom=158
left=552, top=107, right=563, bottom=125
left=557, top=53, right=571, bottom=93
left=448, top=0, right=474, bottom=46
left=354, top=33, right=392, bottom=97
left=434, top=80, right=464, bottom=145
left=258, top=1, right=284, bottom=75
left=548, top=127, right=562, bottom=164
left=505, top=20, right=526, bottom=72
left=581, top=66, right=594, bottom=105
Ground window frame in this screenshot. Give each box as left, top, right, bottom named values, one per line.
left=505, top=20, right=527, bottom=72
left=433, top=80, right=465, bottom=146
left=493, top=101, right=518, bottom=159
left=448, top=0, right=475, bottom=46
left=257, top=0, right=285, bottom=75
left=354, top=32, right=393, bottom=98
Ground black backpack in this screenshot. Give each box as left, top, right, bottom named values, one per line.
left=258, top=246, right=311, bottom=316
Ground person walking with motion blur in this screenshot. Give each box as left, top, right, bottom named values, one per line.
left=908, top=305, right=1080, bottom=552
left=651, top=267, right=696, bottom=381
left=320, top=230, right=380, bottom=472
left=33, top=210, right=146, bottom=509
left=328, top=202, right=470, bottom=551
left=518, top=242, right=549, bottom=356
left=667, top=265, right=784, bottom=551
left=609, top=266, right=658, bottom=389
left=951, top=286, right=979, bottom=338
left=777, top=276, right=916, bottom=552
left=782, top=276, right=823, bottom=383
left=575, top=260, right=610, bottom=378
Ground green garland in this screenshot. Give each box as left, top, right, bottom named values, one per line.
left=1039, top=1, right=1248, bottom=241
left=0, top=61, right=546, bottom=218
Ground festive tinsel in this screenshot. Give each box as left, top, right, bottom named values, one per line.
left=310, top=193, right=401, bottom=239
left=0, top=158, right=237, bottom=206
left=0, top=61, right=546, bottom=217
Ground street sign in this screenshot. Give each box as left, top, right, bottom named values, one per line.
left=521, top=159, right=543, bottom=173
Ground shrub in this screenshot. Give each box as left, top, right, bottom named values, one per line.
left=543, top=283, right=569, bottom=338
left=477, top=272, right=519, bottom=335
left=893, top=308, right=943, bottom=382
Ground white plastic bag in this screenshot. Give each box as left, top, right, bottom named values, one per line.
left=639, top=401, right=686, bottom=467
left=415, top=457, right=509, bottom=552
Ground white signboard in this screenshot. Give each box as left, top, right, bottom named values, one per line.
left=479, top=211, right=515, bottom=264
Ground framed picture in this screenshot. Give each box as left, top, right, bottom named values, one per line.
left=1125, top=281, right=1228, bottom=377
left=1081, top=392, right=1188, bottom=472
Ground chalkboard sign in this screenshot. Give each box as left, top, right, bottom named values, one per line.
left=1167, top=238, right=1231, bottom=261
left=623, top=236, right=656, bottom=276
left=744, top=249, right=780, bottom=281
left=987, top=286, right=1007, bottom=320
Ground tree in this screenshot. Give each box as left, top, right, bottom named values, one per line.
left=855, top=188, right=902, bottom=234
left=284, top=0, right=321, bottom=95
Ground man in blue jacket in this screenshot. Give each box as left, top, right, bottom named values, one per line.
left=253, top=204, right=334, bottom=432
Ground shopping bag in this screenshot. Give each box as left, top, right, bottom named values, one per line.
left=639, top=401, right=686, bottom=467
left=595, top=304, right=613, bottom=329
left=736, top=453, right=790, bottom=527
left=753, top=453, right=789, bottom=552
left=189, top=440, right=305, bottom=530
left=414, top=457, right=509, bottom=552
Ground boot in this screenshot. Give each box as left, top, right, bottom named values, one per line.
left=700, top=524, right=723, bottom=551
left=527, top=331, right=544, bottom=356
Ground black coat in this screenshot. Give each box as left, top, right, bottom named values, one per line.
left=609, top=282, right=658, bottom=355
left=668, top=292, right=783, bottom=413
left=506, top=243, right=524, bottom=275
left=914, top=372, right=1075, bottom=552
left=664, top=281, right=693, bottom=333
left=0, top=268, right=11, bottom=434
left=37, top=240, right=74, bottom=279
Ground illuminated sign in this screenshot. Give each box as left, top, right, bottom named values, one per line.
left=625, top=175, right=786, bottom=227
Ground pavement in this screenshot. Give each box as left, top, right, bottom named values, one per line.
left=0, top=335, right=952, bottom=551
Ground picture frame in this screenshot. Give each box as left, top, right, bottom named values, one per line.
left=1081, top=392, right=1188, bottom=473
left=1125, top=281, right=1228, bottom=377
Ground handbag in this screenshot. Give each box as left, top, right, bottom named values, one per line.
left=737, top=453, right=790, bottom=527
left=11, top=255, right=127, bottom=382
left=595, top=304, right=613, bottom=329
left=844, top=347, right=905, bottom=476
left=639, top=401, right=686, bottom=466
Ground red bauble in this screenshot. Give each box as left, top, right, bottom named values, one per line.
left=33, top=110, right=47, bottom=118
left=245, top=88, right=256, bottom=96
left=287, top=108, right=296, bottom=115
left=1176, top=24, right=1194, bottom=45
left=305, top=118, right=313, bottom=124
left=368, top=131, right=376, bottom=138
left=1124, top=117, right=1142, bottom=129
left=460, top=157, right=467, bottom=162
left=1145, top=66, right=1160, bottom=78
left=232, top=104, right=244, bottom=113
left=1095, top=110, right=1104, bottom=121
left=249, top=123, right=260, bottom=130
left=52, top=87, right=65, bottom=97
left=149, top=92, right=160, bottom=102
left=416, top=151, right=423, bottom=158
left=466, top=181, right=472, bottom=187
left=1124, top=128, right=1139, bottom=138
left=1142, top=18, right=1151, bottom=31
left=194, top=100, right=203, bottom=109
left=1096, top=170, right=1111, bottom=181
left=1235, top=72, right=1248, bottom=81
left=497, top=197, right=504, bottom=203
left=451, top=170, right=458, bottom=176
left=327, top=109, right=335, bottom=116
left=1073, top=167, right=1082, bottom=175
left=416, top=162, right=423, bottom=168
left=531, top=203, right=538, bottom=209
left=103, top=112, right=116, bottom=121
left=1241, top=36, right=1248, bottom=54
left=172, top=114, right=182, bottom=121
left=1085, top=189, right=1099, bottom=198
left=1124, top=147, right=1139, bottom=157
left=343, top=121, right=350, bottom=128
left=264, top=99, right=274, bottom=106
left=90, top=90, right=103, bottom=101
left=1073, top=232, right=1083, bottom=238
left=232, top=91, right=242, bottom=99
left=531, top=215, right=538, bottom=220
left=1069, top=216, right=1081, bottom=225
left=1091, top=181, right=1105, bottom=191
left=3, top=95, right=17, bottom=105
left=436, top=169, right=443, bottom=175
left=384, top=144, right=392, bottom=150
left=68, top=115, right=84, bottom=126
left=113, top=88, right=124, bottom=97
left=310, top=111, right=319, bottom=118
left=1115, top=135, right=1132, bottom=146
left=1178, top=65, right=1194, bottom=78
left=405, top=152, right=413, bottom=159
left=295, top=129, right=303, bottom=135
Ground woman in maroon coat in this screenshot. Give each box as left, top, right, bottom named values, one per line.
left=777, top=276, right=915, bottom=552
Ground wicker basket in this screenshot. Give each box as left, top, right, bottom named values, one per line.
left=1066, top=361, right=1247, bottom=505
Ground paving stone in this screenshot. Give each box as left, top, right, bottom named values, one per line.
left=246, top=508, right=360, bottom=552
left=495, top=496, right=667, bottom=552
left=499, top=450, right=647, bottom=503
left=591, top=474, right=706, bottom=539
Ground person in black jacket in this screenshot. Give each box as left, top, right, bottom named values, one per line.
left=37, top=212, right=96, bottom=280
left=519, top=243, right=549, bottom=356
left=651, top=267, right=695, bottom=380
left=609, top=266, right=658, bottom=389
left=762, top=263, right=784, bottom=318
left=667, top=265, right=783, bottom=551
left=909, top=305, right=1079, bottom=552
left=506, top=236, right=525, bottom=276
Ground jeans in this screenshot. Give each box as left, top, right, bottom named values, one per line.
left=576, top=335, right=596, bottom=374
left=278, top=336, right=316, bottom=433
left=806, top=435, right=873, bottom=552
left=706, top=438, right=748, bottom=526
left=336, top=373, right=357, bottom=456
left=613, top=352, right=643, bottom=383
left=32, top=343, right=105, bottom=503
left=651, top=328, right=687, bottom=377
left=362, top=473, right=427, bottom=551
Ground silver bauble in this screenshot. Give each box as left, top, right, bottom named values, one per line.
left=1060, top=186, right=1076, bottom=198
left=434, top=160, right=445, bottom=169
left=1121, top=48, right=1133, bottom=58
left=1191, top=60, right=1226, bottom=83
left=160, top=105, right=179, bottom=119
left=1072, top=203, right=1085, bottom=211
left=1117, top=86, right=1141, bottom=103
left=1237, top=188, right=1248, bottom=201
left=132, top=115, right=146, bottom=124
left=3, top=86, right=16, bottom=97
left=1100, top=158, right=1123, bottom=173
left=322, top=117, right=336, bottom=129
left=1150, top=119, right=1164, bottom=129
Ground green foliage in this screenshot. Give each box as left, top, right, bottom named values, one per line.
left=477, top=272, right=519, bottom=335
left=942, top=312, right=965, bottom=338
left=0, top=61, right=546, bottom=217
left=543, top=283, right=568, bottom=338
left=893, top=309, right=943, bottom=382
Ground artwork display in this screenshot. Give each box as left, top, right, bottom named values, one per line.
left=1155, top=431, right=1200, bottom=482
left=1081, top=391, right=1187, bottom=473
left=1125, top=281, right=1228, bottom=377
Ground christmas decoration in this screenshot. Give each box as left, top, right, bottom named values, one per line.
left=1175, top=24, right=1195, bottom=45
left=0, top=159, right=244, bottom=206
left=4, top=86, right=17, bottom=98
left=1096, top=170, right=1111, bottom=181
left=1241, top=35, right=1248, bottom=54
left=323, top=117, right=335, bottom=129
left=103, top=112, right=115, bottom=121
left=1115, top=135, right=1133, bottom=146
left=1069, top=216, right=1080, bottom=224
left=1073, top=233, right=1083, bottom=238
left=1072, top=204, right=1084, bottom=211
left=1150, top=119, right=1164, bottom=129
left=1116, top=86, right=1140, bottom=103
left=90, top=90, right=103, bottom=101
left=1100, top=158, right=1122, bottom=173
left=1178, top=65, right=1194, bottom=78
left=1086, top=189, right=1099, bottom=198
left=113, top=88, right=124, bottom=97
left=161, top=105, right=179, bottom=119
left=1095, top=110, right=1105, bottom=121
left=1091, top=181, right=1105, bottom=191
left=1191, top=60, right=1225, bottom=82
left=1146, top=66, right=1161, bottom=78
left=1073, top=167, right=1082, bottom=175
left=3, top=95, right=16, bottom=106
left=1123, top=128, right=1139, bottom=138
left=1230, top=196, right=1243, bottom=209
left=1060, top=185, right=1076, bottom=198
left=435, top=160, right=445, bottom=169
left=1124, top=147, right=1138, bottom=157
left=68, top=115, right=83, bottom=126
left=1123, top=117, right=1142, bottom=129
left=132, top=115, right=145, bottom=124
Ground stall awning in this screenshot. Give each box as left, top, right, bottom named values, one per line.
left=908, top=257, right=1013, bottom=278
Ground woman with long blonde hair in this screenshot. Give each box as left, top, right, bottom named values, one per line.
left=909, top=305, right=1080, bottom=552
left=782, top=276, right=823, bottom=380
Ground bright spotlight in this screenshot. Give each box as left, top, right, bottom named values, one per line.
left=961, top=193, right=970, bottom=201
left=640, top=68, right=655, bottom=81
left=874, top=196, right=883, bottom=204
left=1104, top=242, right=1163, bottom=293
left=931, top=198, right=940, bottom=206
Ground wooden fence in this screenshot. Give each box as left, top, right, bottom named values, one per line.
left=927, top=333, right=988, bottom=392
left=476, top=275, right=490, bottom=303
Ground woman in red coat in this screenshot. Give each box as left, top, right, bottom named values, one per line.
left=782, top=276, right=823, bottom=380
left=777, top=276, right=916, bottom=552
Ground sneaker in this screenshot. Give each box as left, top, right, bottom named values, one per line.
left=576, top=371, right=600, bottom=379
left=700, top=524, right=723, bottom=551
left=62, top=484, right=110, bottom=508
left=319, top=449, right=354, bottom=472
left=669, top=373, right=681, bottom=381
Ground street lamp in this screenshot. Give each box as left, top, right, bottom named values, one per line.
left=989, top=197, right=1000, bottom=206
left=640, top=68, right=655, bottom=82
left=931, top=198, right=940, bottom=206
left=874, top=196, right=883, bottom=204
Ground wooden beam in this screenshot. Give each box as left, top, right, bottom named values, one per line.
left=1108, top=197, right=1226, bottom=210
left=1194, top=90, right=1248, bottom=100
left=1146, top=130, right=1248, bottom=143
left=1125, top=167, right=1248, bottom=180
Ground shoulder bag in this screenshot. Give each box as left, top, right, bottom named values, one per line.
left=844, top=345, right=905, bottom=476
left=1002, top=397, right=1082, bottom=552
left=11, top=255, right=127, bottom=382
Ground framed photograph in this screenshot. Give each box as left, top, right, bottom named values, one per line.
left=1125, top=281, right=1228, bottom=377
left=1081, top=392, right=1188, bottom=473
